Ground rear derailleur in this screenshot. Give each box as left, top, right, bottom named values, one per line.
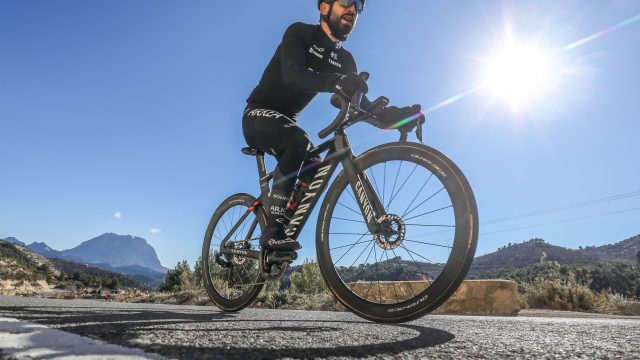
left=214, top=241, right=251, bottom=268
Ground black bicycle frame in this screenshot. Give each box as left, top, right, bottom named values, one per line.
left=219, top=130, right=387, bottom=260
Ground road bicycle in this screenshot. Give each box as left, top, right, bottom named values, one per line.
left=202, top=77, right=478, bottom=323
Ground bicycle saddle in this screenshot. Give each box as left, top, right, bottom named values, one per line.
left=240, top=147, right=263, bottom=157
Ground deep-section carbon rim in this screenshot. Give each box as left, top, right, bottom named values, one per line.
left=316, top=143, right=478, bottom=323
left=202, top=193, right=266, bottom=311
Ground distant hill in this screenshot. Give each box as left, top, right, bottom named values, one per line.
left=90, top=263, right=165, bottom=288
left=15, top=233, right=168, bottom=279
left=4, top=237, right=25, bottom=247
left=26, top=242, right=63, bottom=258
left=469, top=235, right=640, bottom=275
left=0, top=239, right=147, bottom=293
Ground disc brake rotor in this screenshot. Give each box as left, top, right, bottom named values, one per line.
left=373, top=214, right=406, bottom=250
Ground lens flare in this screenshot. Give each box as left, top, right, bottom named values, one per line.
left=482, top=41, right=558, bottom=108
left=562, top=13, right=640, bottom=52
left=421, top=13, right=640, bottom=114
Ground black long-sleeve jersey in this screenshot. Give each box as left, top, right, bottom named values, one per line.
left=247, top=22, right=358, bottom=120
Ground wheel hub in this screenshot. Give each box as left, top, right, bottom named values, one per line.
left=374, top=214, right=406, bottom=250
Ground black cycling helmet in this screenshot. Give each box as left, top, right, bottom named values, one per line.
left=317, top=0, right=365, bottom=14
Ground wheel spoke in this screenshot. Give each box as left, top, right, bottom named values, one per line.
left=404, top=205, right=453, bottom=221
left=399, top=245, right=434, bottom=286
left=404, top=239, right=453, bottom=249
left=383, top=249, right=401, bottom=304
left=400, top=174, right=433, bottom=218
left=330, top=237, right=373, bottom=251
left=386, top=163, right=419, bottom=209
left=364, top=244, right=383, bottom=301
left=368, top=168, right=382, bottom=203
left=382, top=162, right=387, bottom=207
left=332, top=216, right=366, bottom=224
left=330, top=232, right=373, bottom=235
left=390, top=249, right=416, bottom=298
left=401, top=244, right=440, bottom=265
left=334, top=232, right=372, bottom=266
left=405, top=224, right=455, bottom=228
left=386, top=160, right=403, bottom=211
left=349, top=242, right=376, bottom=294
left=402, top=186, right=446, bottom=218
left=337, top=201, right=362, bottom=217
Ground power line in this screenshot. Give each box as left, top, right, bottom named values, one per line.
left=480, top=207, right=640, bottom=236
left=481, top=190, right=640, bottom=226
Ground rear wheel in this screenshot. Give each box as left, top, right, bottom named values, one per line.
left=316, top=142, right=478, bottom=323
left=202, top=193, right=266, bottom=311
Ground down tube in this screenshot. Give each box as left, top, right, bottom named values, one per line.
left=285, top=154, right=342, bottom=241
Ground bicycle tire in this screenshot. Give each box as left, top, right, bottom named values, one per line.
left=202, top=193, right=266, bottom=311
left=316, top=142, right=478, bottom=323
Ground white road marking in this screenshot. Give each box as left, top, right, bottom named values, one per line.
left=0, top=317, right=167, bottom=360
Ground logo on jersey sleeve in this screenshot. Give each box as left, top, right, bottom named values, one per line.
left=309, top=45, right=324, bottom=59
left=328, top=51, right=342, bottom=68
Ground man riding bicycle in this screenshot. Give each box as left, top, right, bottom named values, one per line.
left=243, top=0, right=424, bottom=252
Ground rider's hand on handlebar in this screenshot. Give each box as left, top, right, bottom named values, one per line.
left=333, top=72, right=368, bottom=99
left=377, top=104, right=425, bottom=131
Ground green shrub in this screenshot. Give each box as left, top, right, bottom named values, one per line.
left=290, top=260, right=328, bottom=295
left=159, top=260, right=194, bottom=292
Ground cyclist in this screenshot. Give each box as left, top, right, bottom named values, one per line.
left=243, top=0, right=424, bottom=252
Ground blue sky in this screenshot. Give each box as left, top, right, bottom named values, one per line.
left=1, top=1, right=639, bottom=269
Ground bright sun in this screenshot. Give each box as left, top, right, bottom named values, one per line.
left=482, top=41, right=559, bottom=108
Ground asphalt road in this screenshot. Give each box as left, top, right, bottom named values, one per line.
left=0, top=296, right=638, bottom=359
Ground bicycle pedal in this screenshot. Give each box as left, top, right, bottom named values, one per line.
left=269, top=263, right=280, bottom=274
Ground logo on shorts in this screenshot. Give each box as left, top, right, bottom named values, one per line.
left=247, top=109, right=284, bottom=119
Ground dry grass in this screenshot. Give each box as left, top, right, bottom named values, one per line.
left=109, top=289, right=213, bottom=306
left=519, top=278, right=640, bottom=316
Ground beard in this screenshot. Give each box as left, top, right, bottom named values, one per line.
left=327, top=12, right=355, bottom=41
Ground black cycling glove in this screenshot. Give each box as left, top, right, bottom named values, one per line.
left=332, top=72, right=368, bottom=99
left=376, top=105, right=425, bottom=131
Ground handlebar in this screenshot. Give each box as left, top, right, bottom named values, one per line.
left=318, top=72, right=423, bottom=142
left=318, top=92, right=356, bottom=139
left=318, top=72, right=369, bottom=139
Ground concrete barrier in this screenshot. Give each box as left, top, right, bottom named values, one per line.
left=341, top=279, right=519, bottom=316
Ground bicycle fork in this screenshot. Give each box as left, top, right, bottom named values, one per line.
left=337, top=136, right=386, bottom=235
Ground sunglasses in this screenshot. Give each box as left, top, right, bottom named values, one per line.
left=335, top=0, right=365, bottom=14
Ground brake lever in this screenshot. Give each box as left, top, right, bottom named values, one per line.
left=351, top=72, right=369, bottom=113
left=416, top=119, right=424, bottom=143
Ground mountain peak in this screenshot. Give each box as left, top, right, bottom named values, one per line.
left=65, top=233, right=165, bottom=273
left=4, top=237, right=25, bottom=246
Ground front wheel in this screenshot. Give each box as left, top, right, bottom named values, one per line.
left=316, top=142, right=478, bottom=323
left=202, top=193, right=266, bottom=311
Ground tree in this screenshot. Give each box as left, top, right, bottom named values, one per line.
left=636, top=250, right=640, bottom=265
left=193, top=256, right=205, bottom=289
left=159, top=260, right=194, bottom=292
left=290, top=260, right=328, bottom=295
left=105, top=278, right=120, bottom=290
